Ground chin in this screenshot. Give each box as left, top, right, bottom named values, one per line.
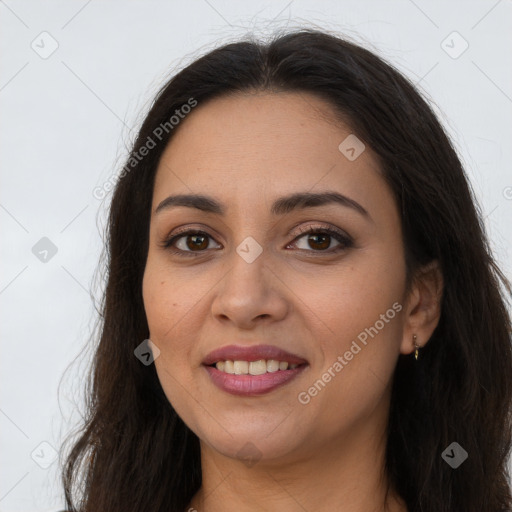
left=208, top=434, right=303, bottom=465
left=191, top=416, right=312, bottom=465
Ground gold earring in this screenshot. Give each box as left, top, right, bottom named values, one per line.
left=413, top=334, right=420, bottom=360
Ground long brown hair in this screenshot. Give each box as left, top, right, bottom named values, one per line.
left=60, top=29, right=512, bottom=511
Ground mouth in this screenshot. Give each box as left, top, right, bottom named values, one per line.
left=202, top=344, right=309, bottom=396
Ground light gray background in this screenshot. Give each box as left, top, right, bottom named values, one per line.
left=1, top=1, right=511, bottom=510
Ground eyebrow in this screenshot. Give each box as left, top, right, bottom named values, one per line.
left=155, top=191, right=370, bottom=220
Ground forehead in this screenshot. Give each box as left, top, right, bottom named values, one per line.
left=152, top=91, right=392, bottom=219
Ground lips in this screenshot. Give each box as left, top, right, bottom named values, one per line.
left=204, top=364, right=307, bottom=396
left=202, top=344, right=308, bottom=366
left=202, top=344, right=308, bottom=396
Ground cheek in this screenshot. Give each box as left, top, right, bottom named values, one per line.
left=142, top=259, right=195, bottom=387
left=293, top=253, right=405, bottom=415
left=292, top=253, right=404, bottom=350
left=142, top=255, right=204, bottom=347
left=142, top=261, right=201, bottom=420
left=142, top=255, right=218, bottom=394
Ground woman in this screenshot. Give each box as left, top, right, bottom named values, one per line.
left=61, top=29, right=512, bottom=511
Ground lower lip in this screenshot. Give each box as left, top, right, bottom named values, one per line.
left=203, top=364, right=308, bottom=396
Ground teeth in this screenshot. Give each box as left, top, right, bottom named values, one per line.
left=266, top=359, right=279, bottom=373
left=223, top=360, right=235, bottom=374
left=214, top=359, right=302, bottom=374
left=249, top=360, right=267, bottom=375
left=233, top=361, right=249, bottom=375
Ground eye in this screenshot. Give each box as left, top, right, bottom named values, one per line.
left=159, top=225, right=353, bottom=257
left=160, top=229, right=221, bottom=257
left=288, top=226, right=353, bottom=253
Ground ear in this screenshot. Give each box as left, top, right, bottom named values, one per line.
left=400, top=259, right=444, bottom=355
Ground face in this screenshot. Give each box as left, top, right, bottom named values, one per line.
left=142, top=91, right=409, bottom=465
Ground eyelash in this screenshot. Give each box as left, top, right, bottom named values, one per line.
left=159, top=225, right=354, bottom=257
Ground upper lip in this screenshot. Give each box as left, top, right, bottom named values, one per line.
left=203, top=344, right=308, bottom=366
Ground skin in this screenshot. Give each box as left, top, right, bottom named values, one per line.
left=142, top=91, right=443, bottom=512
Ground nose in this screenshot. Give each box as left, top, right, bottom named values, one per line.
left=210, top=245, right=289, bottom=329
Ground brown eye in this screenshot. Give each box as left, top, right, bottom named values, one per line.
left=184, top=233, right=210, bottom=251
left=303, top=233, right=331, bottom=251
left=161, top=230, right=221, bottom=256
left=160, top=226, right=353, bottom=257
left=291, top=227, right=353, bottom=253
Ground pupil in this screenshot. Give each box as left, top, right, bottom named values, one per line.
left=310, top=234, right=329, bottom=250
left=189, top=235, right=207, bottom=250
